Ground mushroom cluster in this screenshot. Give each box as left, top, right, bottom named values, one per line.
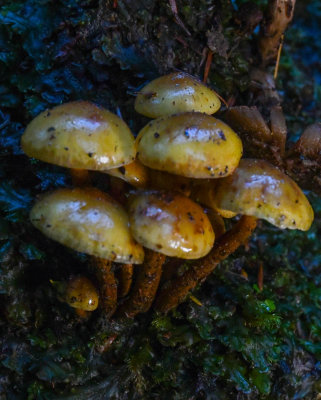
left=21, top=72, right=314, bottom=318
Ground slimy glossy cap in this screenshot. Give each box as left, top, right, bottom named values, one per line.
left=30, top=188, right=144, bottom=263
left=214, top=159, right=314, bottom=231
left=65, top=276, right=99, bottom=311
left=21, top=101, right=136, bottom=170
left=135, top=72, right=221, bottom=118
left=128, top=190, right=215, bottom=259
left=136, top=112, right=242, bottom=178
left=104, top=160, right=149, bottom=188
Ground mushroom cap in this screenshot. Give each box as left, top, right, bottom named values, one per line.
left=134, top=72, right=221, bottom=118
left=190, top=180, right=237, bottom=218
left=65, top=276, right=99, bottom=311
left=30, top=188, right=144, bottom=264
left=136, top=112, right=243, bottom=178
left=214, top=159, right=314, bottom=231
left=128, top=190, right=215, bottom=259
left=21, top=101, right=136, bottom=170
left=103, top=159, right=149, bottom=188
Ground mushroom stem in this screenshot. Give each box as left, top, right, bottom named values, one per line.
left=116, top=250, right=166, bottom=318
left=116, top=263, right=134, bottom=298
left=94, top=258, right=118, bottom=318
left=154, top=215, right=257, bottom=313
left=75, top=309, right=91, bottom=319
left=258, top=0, right=296, bottom=65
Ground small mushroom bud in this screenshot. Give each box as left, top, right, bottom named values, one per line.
left=21, top=101, right=136, bottom=171
left=135, top=72, right=221, bottom=118
left=128, top=190, right=215, bottom=259
left=30, top=187, right=144, bottom=263
left=214, top=159, right=314, bottom=231
left=136, top=112, right=242, bottom=179
left=65, top=276, right=99, bottom=311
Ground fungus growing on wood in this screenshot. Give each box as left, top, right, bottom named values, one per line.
left=21, top=101, right=136, bottom=184
left=117, top=190, right=215, bottom=318
left=64, top=276, right=99, bottom=312
left=128, top=190, right=215, bottom=259
left=135, top=72, right=221, bottom=118
left=154, top=158, right=314, bottom=313
left=30, top=188, right=144, bottom=317
left=136, top=112, right=242, bottom=178
left=214, top=159, right=314, bottom=231
left=30, top=188, right=144, bottom=262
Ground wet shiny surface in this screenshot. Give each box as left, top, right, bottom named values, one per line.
left=103, top=159, right=149, bottom=188
left=65, top=276, right=99, bottom=311
left=128, top=190, right=215, bottom=259
left=134, top=72, right=221, bottom=118
left=136, top=112, right=242, bottom=178
left=30, top=188, right=144, bottom=263
left=21, top=101, right=136, bottom=170
left=214, top=159, right=314, bottom=230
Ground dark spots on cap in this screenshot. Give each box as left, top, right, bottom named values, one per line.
left=137, top=152, right=140, bottom=157
left=279, top=214, right=286, bottom=222
left=295, top=199, right=299, bottom=204
left=154, top=132, right=160, bottom=138
left=114, top=145, right=118, bottom=152
left=218, top=130, right=226, bottom=141
left=64, top=147, right=69, bottom=151
left=219, top=171, right=224, bottom=176
left=88, top=152, right=94, bottom=157
left=257, top=204, right=262, bottom=208
left=47, top=127, right=55, bottom=132
left=276, top=202, right=280, bottom=206
left=187, top=212, right=194, bottom=221
left=115, top=123, right=119, bottom=127
left=172, top=101, right=176, bottom=105
left=88, top=133, right=92, bottom=136
left=129, top=254, right=133, bottom=260
left=49, top=134, right=56, bottom=140
left=225, top=165, right=229, bottom=173
left=46, top=111, right=51, bottom=117
left=161, top=97, right=165, bottom=101
left=111, top=251, right=117, bottom=259
left=156, top=244, right=162, bottom=250
left=118, top=166, right=126, bottom=175
left=292, top=219, right=296, bottom=225
left=46, top=224, right=52, bottom=228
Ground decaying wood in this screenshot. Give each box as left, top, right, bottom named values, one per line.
left=258, top=0, right=296, bottom=65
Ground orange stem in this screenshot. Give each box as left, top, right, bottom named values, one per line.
left=117, top=250, right=166, bottom=318
left=154, top=216, right=257, bottom=313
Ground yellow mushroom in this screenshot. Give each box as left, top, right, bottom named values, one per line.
left=103, top=159, right=149, bottom=188
left=136, top=112, right=243, bottom=178
left=213, top=159, right=314, bottom=231
left=135, top=72, right=221, bottom=118
left=190, top=180, right=237, bottom=218
left=21, top=101, right=136, bottom=171
left=65, top=276, right=99, bottom=312
left=128, top=190, right=215, bottom=259
left=30, top=187, right=144, bottom=263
